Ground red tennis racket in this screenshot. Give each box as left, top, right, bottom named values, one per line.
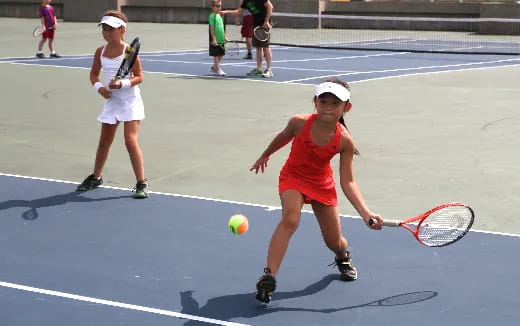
left=370, top=202, right=474, bottom=247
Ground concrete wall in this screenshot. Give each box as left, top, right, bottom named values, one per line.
left=1, top=0, right=519, bottom=34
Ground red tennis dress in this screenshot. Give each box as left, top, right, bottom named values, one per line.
left=279, top=114, right=341, bottom=206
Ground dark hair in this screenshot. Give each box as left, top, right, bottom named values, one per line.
left=318, top=78, right=360, bottom=156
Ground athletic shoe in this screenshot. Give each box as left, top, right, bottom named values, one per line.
left=217, top=68, right=226, bottom=76
left=50, top=53, right=61, bottom=58
left=255, top=268, right=277, bottom=303
left=76, top=174, right=103, bottom=191
left=331, top=251, right=358, bottom=281
left=36, top=53, right=45, bottom=58
left=246, top=68, right=263, bottom=77
left=262, top=69, right=273, bottom=78
left=210, top=66, right=218, bottom=75
left=133, top=180, right=149, bottom=199
left=243, top=53, right=253, bottom=60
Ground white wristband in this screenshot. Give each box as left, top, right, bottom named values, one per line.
left=121, top=79, right=132, bottom=89
left=93, top=82, right=103, bottom=92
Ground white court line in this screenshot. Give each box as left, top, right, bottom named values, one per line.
left=0, top=281, right=249, bottom=326
left=1, top=172, right=519, bottom=238
left=285, top=57, right=520, bottom=83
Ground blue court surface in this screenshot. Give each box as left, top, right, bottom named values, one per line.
left=1, top=174, right=519, bottom=326
left=1, top=45, right=519, bottom=84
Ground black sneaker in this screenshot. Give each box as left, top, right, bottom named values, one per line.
left=50, top=53, right=61, bottom=58
left=331, top=251, right=358, bottom=281
left=243, top=53, right=253, bottom=60
left=36, top=53, right=45, bottom=58
left=133, top=180, right=149, bottom=199
left=76, top=174, right=103, bottom=191
left=255, top=268, right=276, bottom=303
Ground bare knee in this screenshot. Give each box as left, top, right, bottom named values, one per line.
left=279, top=212, right=300, bottom=234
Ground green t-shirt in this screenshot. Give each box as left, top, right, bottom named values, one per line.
left=209, top=12, right=225, bottom=44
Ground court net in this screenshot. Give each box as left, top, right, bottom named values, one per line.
left=229, top=12, right=520, bottom=55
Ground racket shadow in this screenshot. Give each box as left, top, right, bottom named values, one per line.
left=179, top=274, right=438, bottom=324
left=0, top=191, right=129, bottom=221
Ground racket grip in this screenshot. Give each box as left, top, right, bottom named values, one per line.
left=369, top=218, right=401, bottom=227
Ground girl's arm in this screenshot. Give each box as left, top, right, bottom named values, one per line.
left=90, top=47, right=111, bottom=99
left=338, top=131, right=382, bottom=229
left=250, top=115, right=304, bottom=174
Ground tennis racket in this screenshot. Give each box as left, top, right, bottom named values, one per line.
left=253, top=21, right=277, bottom=42
left=370, top=202, right=474, bottom=247
left=225, top=41, right=240, bottom=56
left=33, top=25, right=45, bottom=37
left=113, top=37, right=141, bottom=81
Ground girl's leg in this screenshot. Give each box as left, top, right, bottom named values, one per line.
left=312, top=201, right=357, bottom=281
left=311, top=201, right=348, bottom=259
left=123, top=120, right=145, bottom=182
left=266, top=189, right=305, bottom=276
left=93, top=122, right=118, bottom=177
left=213, top=56, right=219, bottom=70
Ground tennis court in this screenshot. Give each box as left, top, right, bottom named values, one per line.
left=1, top=16, right=519, bottom=325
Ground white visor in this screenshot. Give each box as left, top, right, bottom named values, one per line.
left=314, top=82, right=351, bottom=102
left=98, top=15, right=127, bottom=28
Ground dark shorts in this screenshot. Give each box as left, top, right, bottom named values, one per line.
left=209, top=44, right=225, bottom=57
left=252, top=27, right=270, bottom=48
left=42, top=28, right=55, bottom=40
left=241, top=15, right=253, bottom=38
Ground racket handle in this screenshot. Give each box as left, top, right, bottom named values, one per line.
left=369, top=218, right=401, bottom=227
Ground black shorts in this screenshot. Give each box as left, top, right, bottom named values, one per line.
left=252, top=33, right=270, bottom=48
left=209, top=44, right=225, bottom=57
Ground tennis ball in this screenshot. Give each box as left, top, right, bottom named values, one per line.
left=228, top=214, right=249, bottom=235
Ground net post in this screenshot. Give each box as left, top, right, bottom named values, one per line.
left=318, top=0, right=325, bottom=30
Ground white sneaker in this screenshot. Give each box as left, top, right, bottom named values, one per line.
left=217, top=68, right=226, bottom=76
left=262, top=69, right=273, bottom=78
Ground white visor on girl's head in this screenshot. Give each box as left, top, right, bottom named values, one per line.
left=98, top=15, right=127, bottom=28
left=315, top=82, right=351, bottom=102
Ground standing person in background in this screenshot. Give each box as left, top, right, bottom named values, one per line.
left=36, top=0, right=61, bottom=58
left=221, top=0, right=274, bottom=78
left=236, top=0, right=254, bottom=60
left=209, top=0, right=227, bottom=76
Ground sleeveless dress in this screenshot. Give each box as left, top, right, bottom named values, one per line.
left=279, top=114, right=342, bottom=206
left=97, top=44, right=145, bottom=124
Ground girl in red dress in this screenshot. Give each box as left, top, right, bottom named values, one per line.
left=250, top=78, right=383, bottom=303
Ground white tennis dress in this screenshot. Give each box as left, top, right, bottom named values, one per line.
left=97, top=44, right=145, bottom=124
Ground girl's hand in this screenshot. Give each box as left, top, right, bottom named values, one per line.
left=364, top=214, right=383, bottom=230
left=250, top=156, right=269, bottom=174
left=108, top=80, right=122, bottom=89
left=98, top=87, right=111, bottom=99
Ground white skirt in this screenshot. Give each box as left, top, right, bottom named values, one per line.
left=97, top=90, right=145, bottom=124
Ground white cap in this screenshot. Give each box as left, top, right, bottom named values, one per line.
left=314, top=82, right=351, bottom=102
left=98, top=15, right=127, bottom=28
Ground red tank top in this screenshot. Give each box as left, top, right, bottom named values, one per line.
left=279, top=114, right=342, bottom=204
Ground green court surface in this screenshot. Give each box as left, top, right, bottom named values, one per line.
left=1, top=17, right=519, bottom=235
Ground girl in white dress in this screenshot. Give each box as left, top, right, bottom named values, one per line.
left=77, top=10, right=148, bottom=198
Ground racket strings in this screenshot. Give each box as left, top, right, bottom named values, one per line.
left=418, top=206, right=473, bottom=246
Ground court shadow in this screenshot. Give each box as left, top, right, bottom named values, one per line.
left=0, top=191, right=129, bottom=220
left=179, top=274, right=438, bottom=325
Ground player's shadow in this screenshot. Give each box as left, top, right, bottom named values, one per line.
left=180, top=274, right=438, bottom=325
left=0, top=190, right=129, bottom=220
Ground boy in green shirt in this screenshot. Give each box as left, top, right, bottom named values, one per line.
left=209, top=0, right=226, bottom=76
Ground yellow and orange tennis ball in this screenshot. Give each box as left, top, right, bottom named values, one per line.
left=228, top=214, right=249, bottom=235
